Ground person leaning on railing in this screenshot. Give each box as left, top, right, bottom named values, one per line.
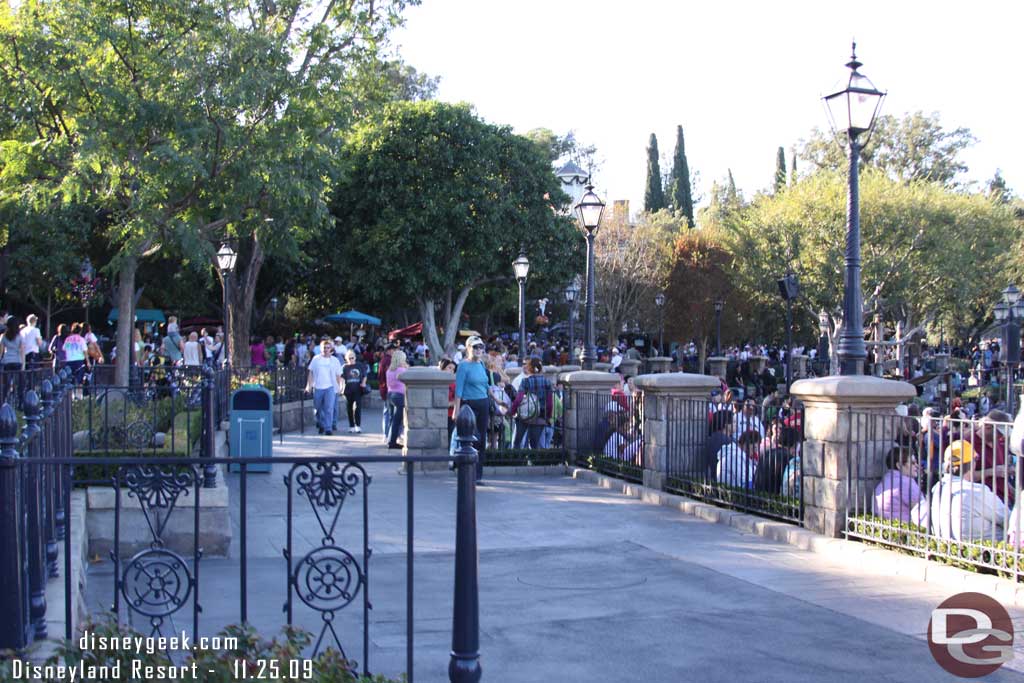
left=929, top=440, right=1008, bottom=542
left=873, top=446, right=928, bottom=527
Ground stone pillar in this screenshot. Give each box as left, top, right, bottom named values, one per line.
left=708, top=357, right=728, bottom=382
left=633, top=373, right=719, bottom=490
left=506, top=366, right=523, bottom=383
left=594, top=362, right=612, bottom=372
left=792, top=354, right=809, bottom=379
left=400, top=368, right=454, bottom=472
left=561, top=371, right=620, bottom=463
left=619, top=358, right=641, bottom=378
left=791, top=376, right=915, bottom=538
left=750, top=356, right=767, bottom=375
left=542, top=365, right=561, bottom=388
left=645, top=357, right=673, bottom=374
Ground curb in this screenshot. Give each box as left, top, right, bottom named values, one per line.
left=567, top=466, right=1024, bottom=609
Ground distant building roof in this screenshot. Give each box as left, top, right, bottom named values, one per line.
left=556, top=161, right=589, bottom=181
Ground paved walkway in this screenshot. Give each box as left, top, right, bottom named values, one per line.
left=86, top=408, right=1024, bottom=681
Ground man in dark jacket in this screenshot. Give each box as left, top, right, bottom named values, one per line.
left=700, top=409, right=734, bottom=481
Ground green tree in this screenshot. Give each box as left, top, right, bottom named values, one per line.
left=989, top=170, right=1012, bottom=204
left=644, top=133, right=666, bottom=212
left=0, top=0, right=414, bottom=380
left=670, top=126, right=694, bottom=227
left=328, top=101, right=580, bottom=360
left=789, top=146, right=798, bottom=186
left=721, top=169, right=1017, bottom=354
left=800, top=111, right=976, bottom=188
left=774, top=146, right=787, bottom=193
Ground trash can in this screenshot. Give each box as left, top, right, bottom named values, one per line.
left=229, top=385, right=273, bottom=473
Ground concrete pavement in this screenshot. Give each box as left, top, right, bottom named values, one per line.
left=85, top=407, right=1024, bottom=681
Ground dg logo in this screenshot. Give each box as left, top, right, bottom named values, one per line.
left=928, top=592, right=1015, bottom=678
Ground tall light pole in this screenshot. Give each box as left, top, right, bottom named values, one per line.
left=778, top=271, right=799, bottom=392
left=513, top=251, right=530, bottom=357
left=575, top=185, right=606, bottom=371
left=823, top=43, right=885, bottom=376
left=270, top=296, right=279, bottom=330
left=217, top=242, right=238, bottom=367
left=714, top=300, right=724, bottom=356
left=994, top=284, right=1024, bottom=414
left=564, top=277, right=580, bottom=361
left=654, top=292, right=666, bottom=357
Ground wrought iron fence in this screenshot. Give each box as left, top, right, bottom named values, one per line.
left=75, top=368, right=205, bottom=460
left=663, top=398, right=804, bottom=524
left=845, top=409, right=1024, bottom=581
left=0, top=362, right=54, bottom=410
left=574, top=390, right=644, bottom=483
left=0, top=395, right=483, bottom=683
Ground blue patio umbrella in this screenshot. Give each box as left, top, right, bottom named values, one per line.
left=323, top=310, right=381, bottom=326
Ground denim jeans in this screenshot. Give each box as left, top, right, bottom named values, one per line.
left=387, top=392, right=406, bottom=446
left=382, top=394, right=392, bottom=443
left=313, top=388, right=336, bottom=432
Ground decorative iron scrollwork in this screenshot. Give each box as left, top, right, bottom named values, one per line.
left=295, top=546, right=362, bottom=612
left=122, top=465, right=197, bottom=546
left=121, top=548, right=193, bottom=621
left=291, top=462, right=365, bottom=544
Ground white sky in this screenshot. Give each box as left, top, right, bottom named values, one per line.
left=393, top=0, right=1024, bottom=213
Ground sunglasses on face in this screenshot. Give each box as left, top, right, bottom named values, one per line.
left=473, top=345, right=485, bottom=351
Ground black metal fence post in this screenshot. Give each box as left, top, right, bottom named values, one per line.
left=202, top=367, right=218, bottom=488
left=41, top=380, right=58, bottom=578
left=0, top=403, right=28, bottom=649
left=449, top=405, right=481, bottom=683
left=23, top=390, right=47, bottom=640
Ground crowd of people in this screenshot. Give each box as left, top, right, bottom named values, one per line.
left=869, top=401, right=1024, bottom=546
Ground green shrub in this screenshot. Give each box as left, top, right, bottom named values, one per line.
left=847, top=513, right=1024, bottom=579
left=0, top=617, right=405, bottom=682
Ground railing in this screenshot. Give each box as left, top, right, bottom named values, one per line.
left=0, top=362, right=55, bottom=409
left=845, top=409, right=1024, bottom=581
left=662, top=398, right=804, bottom=524
left=77, top=370, right=205, bottom=459
left=0, top=393, right=484, bottom=682
left=574, top=390, right=644, bottom=483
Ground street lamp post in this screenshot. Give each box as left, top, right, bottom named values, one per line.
left=574, top=185, right=606, bottom=371
left=564, top=277, right=580, bottom=361
left=713, top=300, right=724, bottom=356
left=778, top=271, right=799, bottom=392
left=217, top=242, right=238, bottom=367
left=823, top=43, right=886, bottom=376
left=270, top=297, right=279, bottom=330
left=513, top=252, right=530, bottom=357
left=654, top=292, right=666, bottom=357
left=994, top=284, right=1024, bottom=414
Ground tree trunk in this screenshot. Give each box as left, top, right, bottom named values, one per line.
left=114, top=256, right=139, bottom=386
left=419, top=285, right=474, bottom=362
left=698, top=337, right=708, bottom=375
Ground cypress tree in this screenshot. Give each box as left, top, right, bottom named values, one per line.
left=670, top=125, right=694, bottom=227
left=789, top=146, right=798, bottom=186
left=644, top=133, right=666, bottom=212
left=726, top=169, right=738, bottom=205
left=774, top=146, right=787, bottom=193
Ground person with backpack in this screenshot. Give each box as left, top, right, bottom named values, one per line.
left=509, top=357, right=554, bottom=450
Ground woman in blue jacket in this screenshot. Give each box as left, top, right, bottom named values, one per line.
left=452, top=336, right=490, bottom=484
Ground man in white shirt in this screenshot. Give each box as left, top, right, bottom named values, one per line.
left=733, top=399, right=765, bottom=438
left=306, top=339, right=342, bottom=436
left=20, top=314, right=43, bottom=365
